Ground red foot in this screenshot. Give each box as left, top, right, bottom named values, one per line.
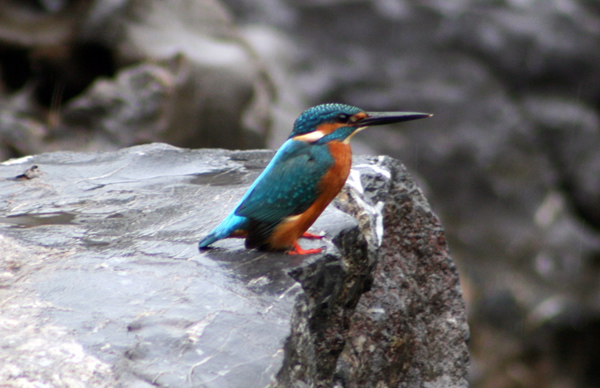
left=286, top=243, right=323, bottom=255
left=301, top=232, right=324, bottom=239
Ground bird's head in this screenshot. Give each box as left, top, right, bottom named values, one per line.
left=290, top=103, right=431, bottom=144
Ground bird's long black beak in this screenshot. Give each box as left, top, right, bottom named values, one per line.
left=357, top=111, right=432, bottom=126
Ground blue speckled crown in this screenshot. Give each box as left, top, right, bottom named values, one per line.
left=290, top=103, right=362, bottom=137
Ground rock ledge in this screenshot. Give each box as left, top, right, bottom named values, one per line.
left=0, top=144, right=468, bottom=387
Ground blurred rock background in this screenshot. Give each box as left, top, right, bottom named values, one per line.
left=0, top=0, right=599, bottom=387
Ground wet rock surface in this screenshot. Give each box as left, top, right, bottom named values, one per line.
left=0, top=144, right=468, bottom=387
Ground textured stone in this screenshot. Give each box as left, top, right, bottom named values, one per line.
left=333, top=158, right=468, bottom=388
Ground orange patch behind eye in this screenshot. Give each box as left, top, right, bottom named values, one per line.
left=315, top=122, right=345, bottom=135
left=350, top=112, right=367, bottom=123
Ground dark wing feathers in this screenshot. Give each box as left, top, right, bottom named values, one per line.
left=244, top=220, right=277, bottom=249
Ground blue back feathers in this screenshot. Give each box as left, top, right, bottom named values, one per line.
left=235, top=140, right=333, bottom=223
left=290, top=103, right=362, bottom=137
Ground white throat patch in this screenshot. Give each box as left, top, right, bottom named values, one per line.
left=292, top=130, right=326, bottom=142
left=342, top=126, right=367, bottom=144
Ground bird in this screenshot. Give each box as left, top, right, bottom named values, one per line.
left=198, top=103, right=431, bottom=255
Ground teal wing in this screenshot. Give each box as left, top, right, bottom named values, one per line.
left=235, top=139, right=333, bottom=246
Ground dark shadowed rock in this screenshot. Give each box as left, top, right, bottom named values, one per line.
left=0, top=144, right=468, bottom=387
left=0, top=0, right=277, bottom=158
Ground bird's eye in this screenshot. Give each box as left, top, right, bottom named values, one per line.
left=336, top=113, right=350, bottom=123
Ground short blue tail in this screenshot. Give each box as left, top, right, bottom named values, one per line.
left=198, top=213, right=249, bottom=249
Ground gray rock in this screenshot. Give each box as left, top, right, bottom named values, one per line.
left=0, top=144, right=468, bottom=387
left=333, top=160, right=469, bottom=388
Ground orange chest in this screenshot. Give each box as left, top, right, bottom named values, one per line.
left=319, top=141, right=352, bottom=194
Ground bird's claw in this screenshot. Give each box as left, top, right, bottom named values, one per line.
left=286, top=243, right=323, bottom=255
left=301, top=232, right=324, bottom=239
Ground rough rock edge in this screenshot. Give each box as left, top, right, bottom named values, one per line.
left=270, top=227, right=371, bottom=388
left=340, top=156, right=469, bottom=387
left=269, top=156, right=470, bottom=388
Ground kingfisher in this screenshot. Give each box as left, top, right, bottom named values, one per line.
left=198, top=103, right=431, bottom=255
